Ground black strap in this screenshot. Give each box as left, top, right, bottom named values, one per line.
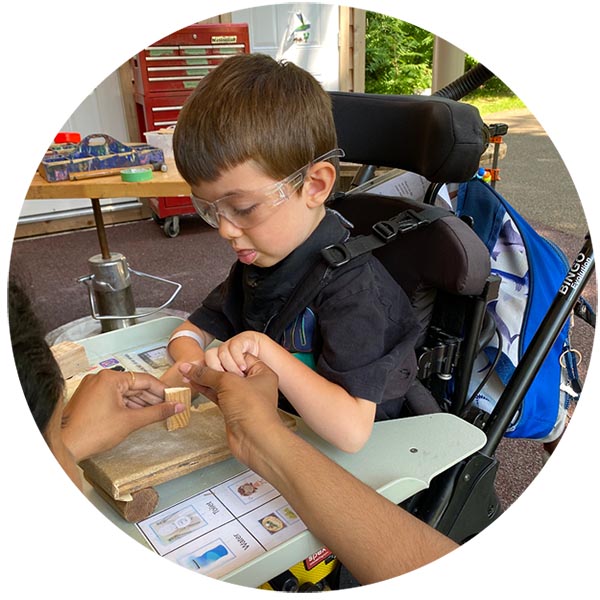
left=321, top=206, right=451, bottom=268
left=264, top=253, right=370, bottom=341
left=265, top=205, right=452, bottom=342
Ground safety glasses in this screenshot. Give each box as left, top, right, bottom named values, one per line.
left=190, top=148, right=345, bottom=229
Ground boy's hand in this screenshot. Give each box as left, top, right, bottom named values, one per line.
left=205, top=331, right=265, bottom=376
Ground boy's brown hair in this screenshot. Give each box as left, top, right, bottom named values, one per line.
left=173, top=53, right=338, bottom=185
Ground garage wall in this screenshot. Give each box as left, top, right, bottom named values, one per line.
left=232, top=4, right=341, bottom=90
left=19, top=70, right=136, bottom=224
left=19, top=5, right=365, bottom=236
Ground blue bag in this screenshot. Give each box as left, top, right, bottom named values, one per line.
left=456, top=177, right=574, bottom=440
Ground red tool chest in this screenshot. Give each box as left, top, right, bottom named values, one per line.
left=132, top=22, right=250, bottom=237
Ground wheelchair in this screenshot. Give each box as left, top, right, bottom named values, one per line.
left=322, top=65, right=595, bottom=552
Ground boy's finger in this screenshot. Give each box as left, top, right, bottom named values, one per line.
left=230, top=347, right=248, bottom=374
left=217, top=347, right=245, bottom=376
left=205, top=351, right=227, bottom=373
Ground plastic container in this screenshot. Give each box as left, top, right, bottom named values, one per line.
left=54, top=131, right=81, bottom=144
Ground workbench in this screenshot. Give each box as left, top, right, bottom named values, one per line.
left=74, top=317, right=487, bottom=588
left=26, top=163, right=190, bottom=256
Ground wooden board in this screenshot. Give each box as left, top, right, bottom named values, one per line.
left=80, top=401, right=296, bottom=500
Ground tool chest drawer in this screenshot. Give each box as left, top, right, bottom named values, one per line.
left=133, top=23, right=250, bottom=95
left=132, top=22, right=250, bottom=237
left=134, top=92, right=188, bottom=131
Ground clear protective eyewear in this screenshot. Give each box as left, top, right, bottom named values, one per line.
left=190, top=148, right=345, bottom=229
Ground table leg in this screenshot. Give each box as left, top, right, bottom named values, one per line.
left=91, top=198, right=111, bottom=259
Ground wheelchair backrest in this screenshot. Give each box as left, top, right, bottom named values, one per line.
left=329, top=192, right=491, bottom=331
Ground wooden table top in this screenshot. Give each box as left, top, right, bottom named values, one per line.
left=26, top=161, right=191, bottom=200
left=26, top=161, right=368, bottom=201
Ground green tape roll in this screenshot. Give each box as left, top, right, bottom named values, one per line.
left=121, top=167, right=153, bottom=182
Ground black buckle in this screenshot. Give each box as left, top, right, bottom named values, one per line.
left=321, top=244, right=351, bottom=267
left=373, top=210, right=430, bottom=242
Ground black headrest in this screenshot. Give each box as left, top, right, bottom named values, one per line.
left=330, top=92, right=487, bottom=183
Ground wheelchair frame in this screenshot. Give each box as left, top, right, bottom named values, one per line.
left=329, top=65, right=596, bottom=543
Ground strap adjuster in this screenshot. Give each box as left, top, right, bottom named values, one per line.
left=372, top=220, right=397, bottom=241
left=373, top=210, right=431, bottom=242
left=321, top=207, right=447, bottom=269
left=321, top=244, right=351, bottom=267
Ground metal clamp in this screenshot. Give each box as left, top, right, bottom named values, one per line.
left=78, top=268, right=182, bottom=321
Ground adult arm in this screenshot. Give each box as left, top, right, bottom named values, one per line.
left=179, top=359, right=458, bottom=585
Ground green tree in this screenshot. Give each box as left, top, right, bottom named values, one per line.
left=364, top=11, right=520, bottom=110
left=365, top=13, right=434, bottom=95
left=463, top=55, right=514, bottom=97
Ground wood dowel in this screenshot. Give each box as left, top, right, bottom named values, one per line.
left=69, top=163, right=165, bottom=181
left=91, top=198, right=111, bottom=259
left=85, top=474, right=159, bottom=522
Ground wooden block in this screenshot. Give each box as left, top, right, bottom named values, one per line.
left=165, top=387, right=192, bottom=431
left=50, top=341, right=90, bottom=380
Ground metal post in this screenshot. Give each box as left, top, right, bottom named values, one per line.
left=91, top=198, right=111, bottom=259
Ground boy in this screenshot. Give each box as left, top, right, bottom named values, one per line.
left=162, top=53, right=422, bottom=453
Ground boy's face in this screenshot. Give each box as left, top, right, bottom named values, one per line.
left=191, top=161, right=327, bottom=267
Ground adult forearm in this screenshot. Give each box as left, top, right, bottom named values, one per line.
left=250, top=426, right=458, bottom=585
left=181, top=360, right=457, bottom=585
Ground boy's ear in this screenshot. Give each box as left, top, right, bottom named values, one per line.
left=303, top=161, right=337, bottom=208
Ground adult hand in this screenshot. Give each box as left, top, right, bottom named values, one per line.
left=179, top=356, right=284, bottom=468
left=61, top=369, right=185, bottom=462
